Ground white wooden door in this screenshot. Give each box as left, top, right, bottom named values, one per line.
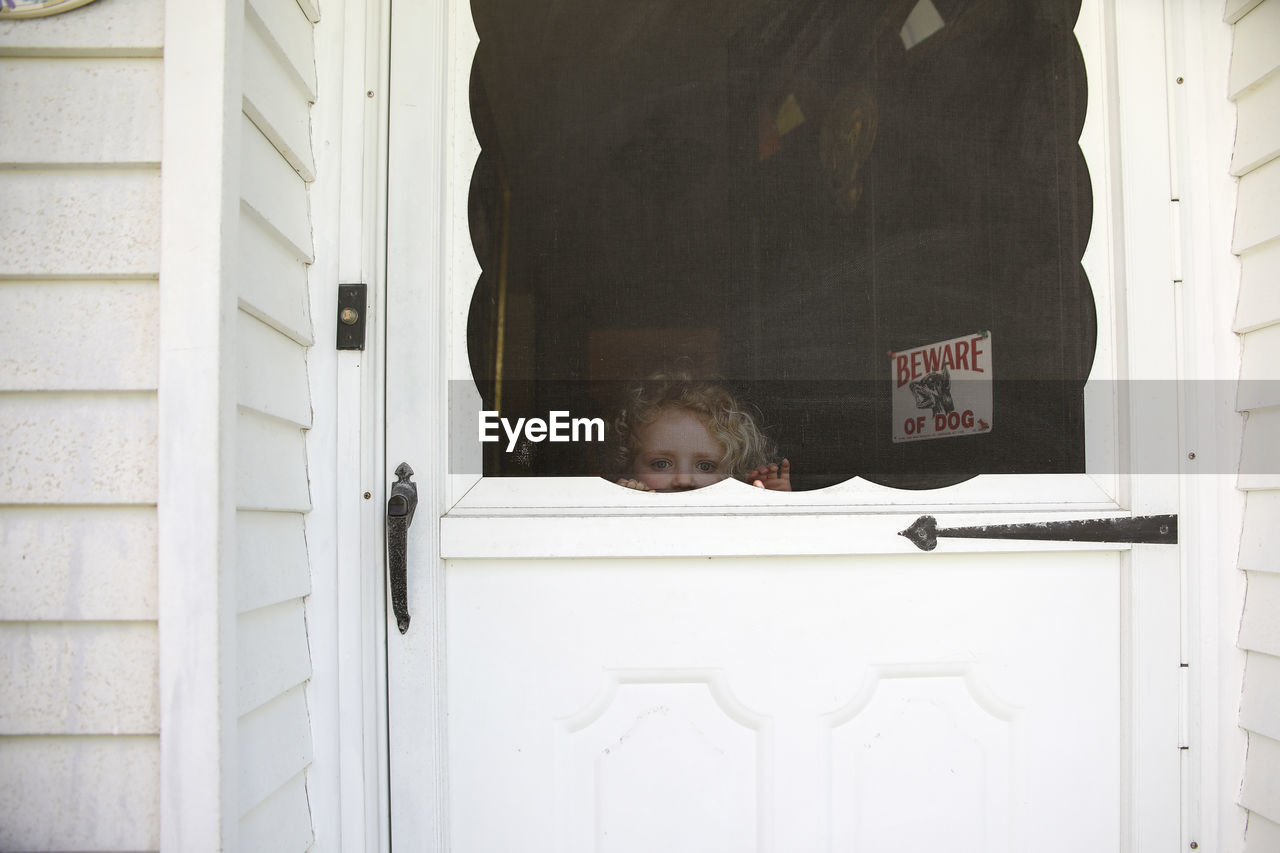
left=385, top=0, right=1185, bottom=850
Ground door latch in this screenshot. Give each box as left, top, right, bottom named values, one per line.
left=386, top=463, right=418, bottom=633
left=900, top=514, right=1177, bottom=551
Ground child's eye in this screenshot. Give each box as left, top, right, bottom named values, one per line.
left=696, top=461, right=718, bottom=473
left=649, top=459, right=671, bottom=471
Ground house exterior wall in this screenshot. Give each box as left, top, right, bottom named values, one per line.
left=0, top=0, right=1273, bottom=849
left=234, top=0, right=320, bottom=848
left=0, top=0, right=320, bottom=849
left=1228, top=1, right=1280, bottom=850
left=0, top=1, right=164, bottom=849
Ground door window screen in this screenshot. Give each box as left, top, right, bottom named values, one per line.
left=465, top=0, right=1093, bottom=491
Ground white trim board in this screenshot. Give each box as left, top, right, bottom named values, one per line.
left=157, top=0, right=244, bottom=849
left=304, top=0, right=393, bottom=848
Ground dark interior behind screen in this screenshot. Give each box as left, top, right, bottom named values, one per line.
left=464, top=0, right=1094, bottom=490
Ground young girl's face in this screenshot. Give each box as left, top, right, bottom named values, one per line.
left=631, top=406, right=727, bottom=492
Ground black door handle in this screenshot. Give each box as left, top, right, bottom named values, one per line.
left=386, top=463, right=418, bottom=634
left=900, top=514, right=1177, bottom=551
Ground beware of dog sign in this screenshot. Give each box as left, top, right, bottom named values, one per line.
left=890, top=331, right=993, bottom=443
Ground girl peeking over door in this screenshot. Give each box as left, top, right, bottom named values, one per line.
left=609, top=374, right=791, bottom=493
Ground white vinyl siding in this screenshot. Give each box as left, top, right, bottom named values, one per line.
left=240, top=211, right=316, bottom=345
left=0, top=0, right=163, bottom=849
left=0, top=507, right=157, bottom=621
left=240, top=770, right=316, bottom=852
left=1230, top=0, right=1280, bottom=847
left=234, top=0, right=318, bottom=848
left=1, top=0, right=320, bottom=848
left=0, top=736, right=160, bottom=851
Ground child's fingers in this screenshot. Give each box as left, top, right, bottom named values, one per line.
left=751, top=459, right=792, bottom=491
left=766, top=459, right=792, bottom=491
left=748, top=463, right=781, bottom=480
left=753, top=479, right=765, bottom=488
left=616, top=478, right=652, bottom=491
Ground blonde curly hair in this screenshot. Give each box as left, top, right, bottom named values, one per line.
left=610, top=374, right=777, bottom=481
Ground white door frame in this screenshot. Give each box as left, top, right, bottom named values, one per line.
left=381, top=0, right=451, bottom=848
left=305, top=0, right=396, bottom=849
left=365, top=0, right=1245, bottom=850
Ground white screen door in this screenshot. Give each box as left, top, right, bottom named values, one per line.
left=385, top=0, right=1186, bottom=849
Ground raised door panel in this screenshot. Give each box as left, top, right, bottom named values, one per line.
left=447, top=551, right=1126, bottom=852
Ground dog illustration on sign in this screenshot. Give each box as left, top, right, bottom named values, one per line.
left=909, top=368, right=955, bottom=416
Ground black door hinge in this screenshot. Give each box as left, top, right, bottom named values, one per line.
left=336, top=283, right=367, bottom=350
left=900, top=514, right=1177, bottom=551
